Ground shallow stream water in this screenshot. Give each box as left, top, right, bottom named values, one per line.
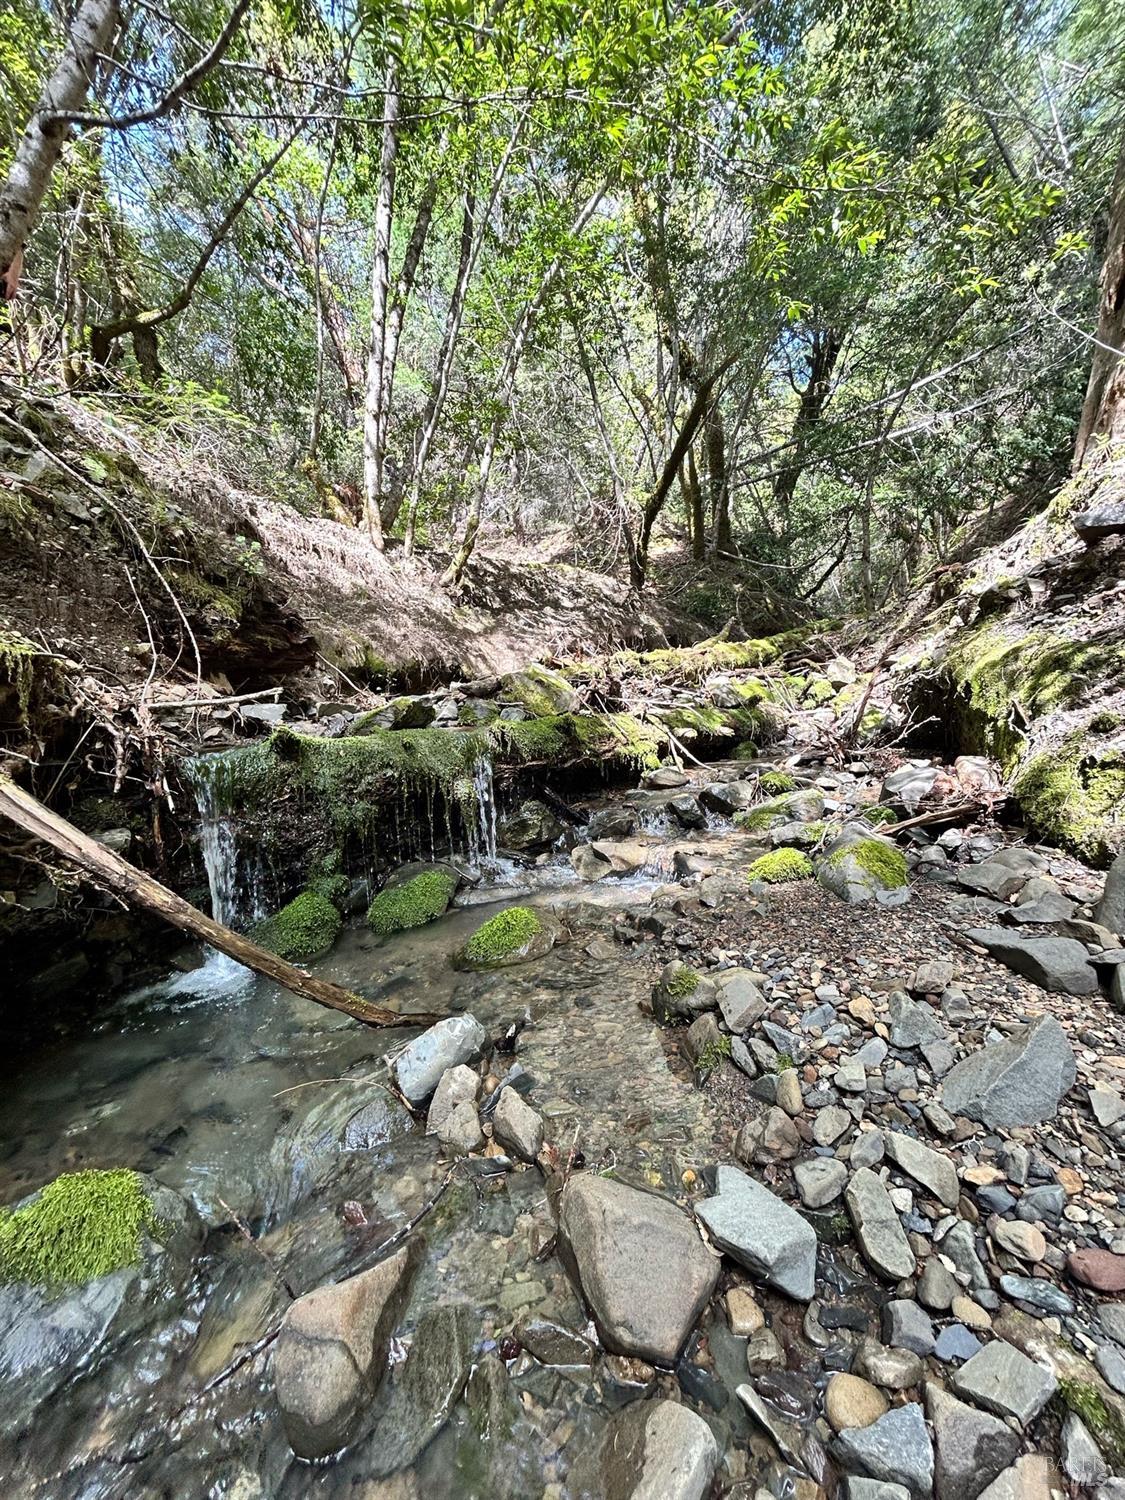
left=0, top=781, right=860, bottom=1498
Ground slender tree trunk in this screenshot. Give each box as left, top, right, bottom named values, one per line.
left=403, top=192, right=476, bottom=557
left=772, top=328, right=843, bottom=554
left=633, top=356, right=736, bottom=587
left=706, top=402, right=730, bottom=553
left=378, top=173, right=440, bottom=532
left=1074, top=137, right=1125, bottom=469
left=0, top=0, right=120, bottom=298
left=362, top=56, right=400, bottom=549
left=570, top=303, right=639, bottom=575
left=441, top=185, right=604, bottom=588
left=685, top=449, right=705, bottom=561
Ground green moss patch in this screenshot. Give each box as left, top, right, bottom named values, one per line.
left=1014, top=736, right=1125, bottom=866
left=665, top=966, right=701, bottom=999
left=825, top=838, right=908, bottom=889
left=463, top=906, right=542, bottom=964
left=367, top=870, right=457, bottom=934
left=747, top=850, right=814, bottom=883
left=1057, top=1377, right=1125, bottom=1468
left=0, top=1169, right=162, bottom=1288
left=500, top=664, right=578, bottom=717
left=759, top=771, right=796, bottom=794
left=253, top=889, right=342, bottom=961
left=861, top=805, right=898, bottom=827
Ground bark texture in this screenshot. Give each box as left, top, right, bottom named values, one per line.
left=1074, top=139, right=1125, bottom=469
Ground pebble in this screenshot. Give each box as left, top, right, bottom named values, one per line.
left=825, top=1372, right=888, bottom=1432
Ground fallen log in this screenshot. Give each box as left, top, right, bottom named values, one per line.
left=0, top=776, right=415, bottom=1028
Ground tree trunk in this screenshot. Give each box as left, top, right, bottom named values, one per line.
left=1074, top=138, right=1125, bottom=469
left=0, top=0, right=120, bottom=299
left=0, top=777, right=418, bottom=1028
left=772, top=328, right=843, bottom=551
left=685, top=448, right=705, bottom=561
left=362, top=57, right=400, bottom=549
left=441, top=185, right=604, bottom=589
left=706, top=401, right=730, bottom=554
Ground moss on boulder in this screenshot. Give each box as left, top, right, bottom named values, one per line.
left=458, top=906, right=553, bottom=969
left=1014, top=736, right=1125, bottom=867
left=253, top=889, right=342, bottom=961
left=367, top=870, right=457, bottom=934
left=818, top=834, right=908, bottom=904
left=500, top=664, right=579, bottom=717
left=0, top=1169, right=163, bottom=1288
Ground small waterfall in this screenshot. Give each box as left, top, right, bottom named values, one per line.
left=184, top=750, right=266, bottom=931
left=472, top=755, right=498, bottom=869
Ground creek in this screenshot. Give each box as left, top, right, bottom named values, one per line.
left=0, top=750, right=889, bottom=1498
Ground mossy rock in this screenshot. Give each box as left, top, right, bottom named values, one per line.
left=817, top=833, right=908, bottom=905
left=253, top=889, right=342, bottom=961
left=353, top=697, right=437, bottom=732
left=455, top=906, right=556, bottom=969
left=1014, top=734, right=1125, bottom=867
left=367, top=868, right=458, bottom=935
left=758, top=771, right=796, bottom=795
left=803, top=676, right=837, bottom=707
left=0, top=1169, right=165, bottom=1289
left=747, top=849, right=814, bottom=884
left=500, top=664, right=579, bottom=718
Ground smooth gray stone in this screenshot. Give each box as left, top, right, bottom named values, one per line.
left=696, top=1165, right=817, bottom=1300
left=832, top=1402, right=934, bottom=1498
left=964, top=928, right=1097, bottom=996
left=998, top=1273, right=1074, bottom=1316
left=882, top=1299, right=935, bottom=1356
left=846, top=1169, right=915, bottom=1282
left=884, top=1131, right=959, bottom=1208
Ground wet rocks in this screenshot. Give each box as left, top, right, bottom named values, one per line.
left=695, top=1164, right=817, bottom=1300
left=845, top=1168, right=915, bottom=1281
left=592, top=1398, right=718, bottom=1500
left=964, top=928, right=1097, bottom=995
left=832, top=1402, right=934, bottom=1498
left=925, top=1382, right=1020, bottom=1500
left=557, top=1174, right=718, bottom=1363
left=652, top=960, right=718, bottom=1022
left=362, top=1302, right=475, bottom=1477
left=497, top=798, right=565, bottom=851
left=940, top=1015, right=1076, bottom=1128
left=273, top=1238, right=420, bottom=1459
left=392, top=1014, right=488, bottom=1105
left=491, top=1085, right=544, bottom=1161
left=949, top=1339, right=1057, bottom=1428
left=571, top=839, right=648, bottom=880
left=426, top=1064, right=479, bottom=1134
left=436, top=1099, right=484, bottom=1154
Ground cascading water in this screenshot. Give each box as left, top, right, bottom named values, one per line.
left=471, top=754, right=498, bottom=870
left=183, top=750, right=266, bottom=989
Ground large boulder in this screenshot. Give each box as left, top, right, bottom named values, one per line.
left=0, top=1173, right=200, bottom=1442
left=965, top=928, right=1097, bottom=996
left=557, top=1174, right=718, bottom=1364
left=941, top=1015, right=1075, bottom=1128
left=818, top=830, right=909, bottom=906
left=392, top=1014, right=488, bottom=1105
left=695, top=1165, right=816, bottom=1300
left=499, top=663, right=579, bottom=716
left=273, top=1238, right=421, bottom=1459
left=590, top=1398, right=719, bottom=1500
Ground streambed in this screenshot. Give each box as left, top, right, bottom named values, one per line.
left=0, top=790, right=862, bottom=1499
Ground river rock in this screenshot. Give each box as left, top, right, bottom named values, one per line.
left=818, top=830, right=909, bottom=906
left=273, top=1238, right=421, bottom=1459
left=592, top=1398, right=718, bottom=1500
left=1069, top=1249, right=1125, bottom=1293
left=0, top=1176, right=201, bottom=1443
left=889, top=992, right=947, bottom=1049
left=845, top=1168, right=915, bottom=1281
left=1096, top=851, right=1125, bottom=937
left=795, top=1156, right=848, bottom=1208
left=435, top=1098, right=484, bottom=1154
left=392, top=1014, right=488, bottom=1105
left=992, top=1220, right=1045, bottom=1263
left=558, top=1174, right=718, bottom=1363
left=884, top=1132, right=959, bottom=1208
left=950, top=1339, right=1057, bottom=1428
left=652, top=960, right=718, bottom=1022
left=695, top=1164, right=817, bottom=1300
left=854, top=1338, right=924, bottom=1391
left=918, top=1257, right=958, bottom=1312
left=845, top=1483, right=912, bottom=1500
left=925, top=1382, right=1019, bottom=1500
left=997, top=1274, right=1074, bottom=1315
left=832, top=1402, right=934, bottom=1497
left=492, top=1085, right=543, bottom=1161
left=498, top=798, right=565, bottom=850
left=715, top=968, right=767, bottom=1031
left=426, top=1064, right=479, bottom=1134
left=882, top=764, right=938, bottom=809
left=814, top=1104, right=854, bottom=1147
left=940, top=1015, right=1075, bottom=1127
left=362, top=1302, right=475, bottom=1477
left=964, top=927, right=1097, bottom=995
left=1062, top=1412, right=1109, bottom=1487
left=826, top=1372, right=889, bottom=1432
left=736, top=1106, right=800, bottom=1164
left=572, top=839, right=648, bottom=880
left=977, top=1456, right=1060, bottom=1500
left=883, top=1300, right=935, bottom=1356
